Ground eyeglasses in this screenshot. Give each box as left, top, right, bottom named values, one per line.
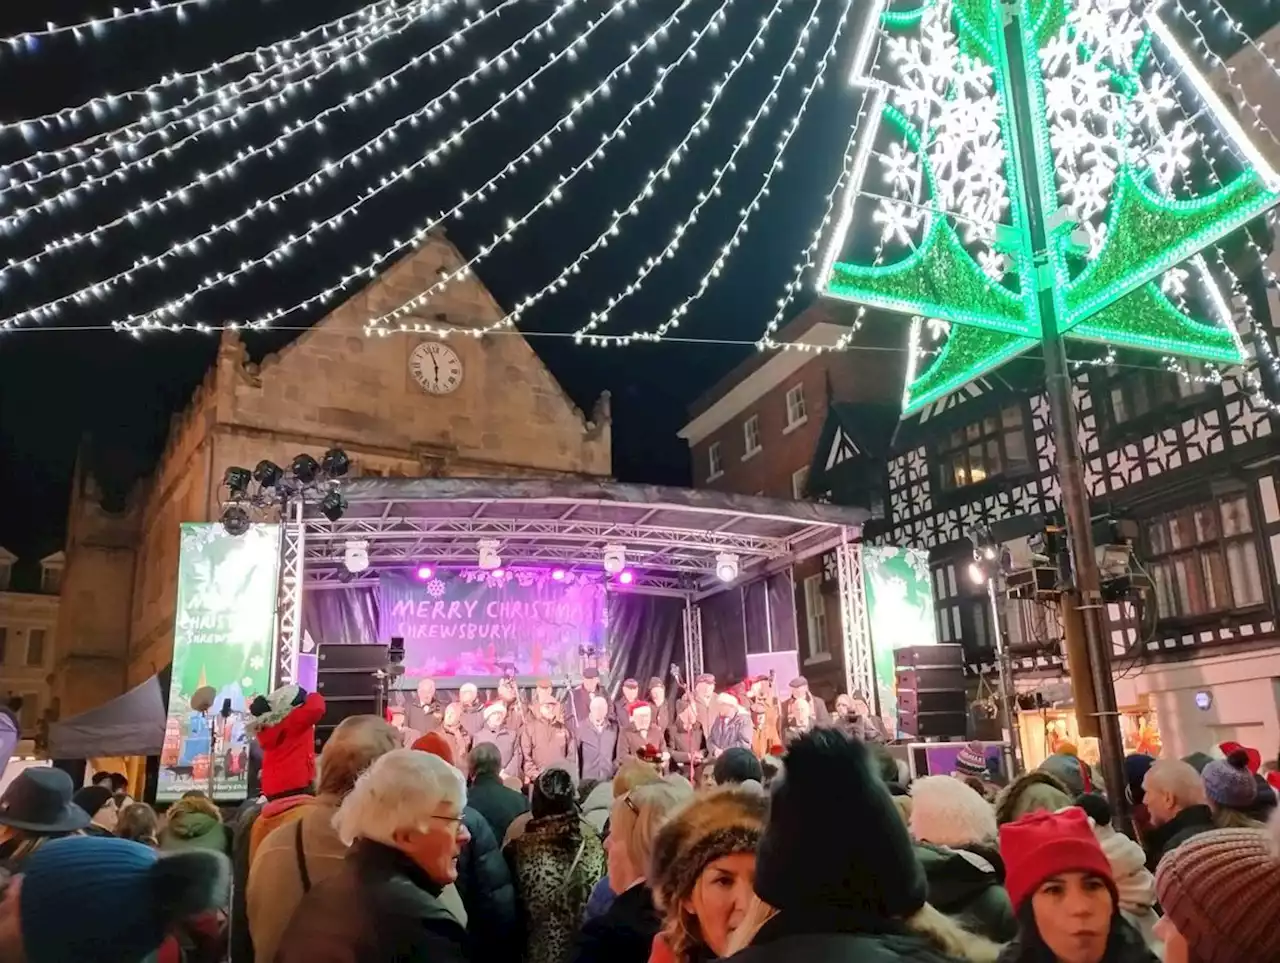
left=623, top=792, right=639, bottom=816
left=429, top=813, right=466, bottom=827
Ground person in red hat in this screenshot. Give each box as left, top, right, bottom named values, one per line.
left=618, top=701, right=668, bottom=766
left=998, top=808, right=1156, bottom=963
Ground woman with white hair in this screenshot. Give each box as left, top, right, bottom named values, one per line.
left=276, top=749, right=472, bottom=963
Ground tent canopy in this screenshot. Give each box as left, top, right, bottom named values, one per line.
left=48, top=675, right=167, bottom=759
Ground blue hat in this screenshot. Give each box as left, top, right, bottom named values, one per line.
left=19, top=836, right=229, bottom=963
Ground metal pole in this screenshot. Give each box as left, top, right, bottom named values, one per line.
left=987, top=574, right=1023, bottom=776
left=1000, top=7, right=1129, bottom=831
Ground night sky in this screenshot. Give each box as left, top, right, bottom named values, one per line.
left=0, top=0, right=861, bottom=571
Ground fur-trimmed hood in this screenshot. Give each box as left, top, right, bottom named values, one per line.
left=244, top=685, right=302, bottom=735
left=994, top=770, right=1072, bottom=826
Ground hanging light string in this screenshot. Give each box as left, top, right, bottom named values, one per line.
left=627, top=0, right=848, bottom=346
left=362, top=0, right=718, bottom=335
left=2, top=0, right=234, bottom=52
left=0, top=0, right=587, bottom=333
left=107, top=0, right=648, bottom=334
left=0, top=0, right=519, bottom=278
left=1, top=0, right=444, bottom=206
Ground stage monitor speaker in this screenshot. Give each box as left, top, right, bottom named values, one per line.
left=895, top=666, right=965, bottom=693
left=317, top=643, right=390, bottom=672
left=898, top=708, right=968, bottom=739
left=894, top=644, right=964, bottom=669
left=896, top=687, right=968, bottom=716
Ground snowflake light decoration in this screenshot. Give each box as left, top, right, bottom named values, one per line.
left=818, top=0, right=1280, bottom=413
left=427, top=578, right=447, bottom=597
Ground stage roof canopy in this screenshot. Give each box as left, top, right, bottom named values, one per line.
left=302, top=477, right=866, bottom=595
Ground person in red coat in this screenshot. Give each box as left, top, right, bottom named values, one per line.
left=246, top=685, right=326, bottom=799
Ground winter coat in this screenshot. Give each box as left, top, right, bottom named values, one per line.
left=160, top=806, right=230, bottom=854
left=665, top=721, right=706, bottom=782
left=615, top=696, right=641, bottom=728
left=579, top=720, right=620, bottom=783
left=440, top=725, right=473, bottom=775
left=509, top=812, right=608, bottom=963
left=570, top=882, right=661, bottom=963
left=564, top=685, right=602, bottom=732
left=996, top=913, right=1158, bottom=963
left=474, top=725, right=522, bottom=779
left=230, top=801, right=262, bottom=963
left=914, top=843, right=1017, bottom=944
left=693, top=697, right=718, bottom=742
left=404, top=697, right=444, bottom=734
left=460, top=702, right=486, bottom=736
left=581, top=780, right=615, bottom=835
left=618, top=725, right=668, bottom=762
left=751, top=700, right=782, bottom=757
left=1143, top=804, right=1215, bottom=872
left=255, top=691, right=325, bottom=798
left=457, top=805, right=518, bottom=961
left=467, top=772, right=530, bottom=844
left=994, top=770, right=1073, bottom=826
left=649, top=700, right=673, bottom=734
left=521, top=718, right=578, bottom=783
left=1093, top=825, right=1162, bottom=954
left=707, top=713, right=752, bottom=757
left=727, top=909, right=972, bottom=963
left=276, top=839, right=468, bottom=963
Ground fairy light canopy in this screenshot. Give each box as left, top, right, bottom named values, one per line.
left=818, top=0, right=1280, bottom=414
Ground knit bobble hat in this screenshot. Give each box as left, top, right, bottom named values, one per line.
left=999, top=807, right=1115, bottom=911
left=1202, top=749, right=1258, bottom=809
left=19, top=836, right=230, bottom=963
left=908, top=775, right=997, bottom=848
left=755, top=728, right=927, bottom=919
left=649, top=787, right=768, bottom=915
left=953, top=742, right=988, bottom=779
left=1155, top=816, right=1280, bottom=963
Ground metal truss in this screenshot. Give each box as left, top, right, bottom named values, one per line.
left=306, top=563, right=694, bottom=597
left=273, top=499, right=305, bottom=689
left=682, top=600, right=705, bottom=677
left=836, top=534, right=874, bottom=704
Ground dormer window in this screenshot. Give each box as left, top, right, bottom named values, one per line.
left=41, top=567, right=62, bottom=595
left=0, top=563, right=9, bottom=593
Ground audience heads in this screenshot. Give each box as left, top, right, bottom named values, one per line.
left=1202, top=749, right=1259, bottom=813
left=72, top=786, right=118, bottom=833
left=412, top=731, right=457, bottom=767
left=532, top=767, right=578, bottom=819
left=606, top=781, right=691, bottom=895
left=613, top=759, right=663, bottom=798
left=908, top=775, right=997, bottom=848
left=713, top=748, right=763, bottom=787
left=588, top=695, right=609, bottom=724
left=469, top=741, right=503, bottom=780
left=318, top=715, right=399, bottom=798
left=1073, top=791, right=1113, bottom=829
left=1143, top=760, right=1207, bottom=826
left=115, top=803, right=160, bottom=847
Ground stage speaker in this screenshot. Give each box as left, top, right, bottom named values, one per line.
left=898, top=709, right=969, bottom=739
left=895, top=666, right=966, bottom=692
left=894, top=643, right=966, bottom=739
left=315, top=643, right=391, bottom=750
left=317, top=643, right=390, bottom=672
left=894, top=644, right=964, bottom=669
left=896, top=687, right=968, bottom=716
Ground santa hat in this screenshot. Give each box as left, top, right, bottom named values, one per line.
left=481, top=701, right=507, bottom=721
left=412, top=732, right=455, bottom=767
left=1220, top=741, right=1263, bottom=774
left=628, top=700, right=652, bottom=715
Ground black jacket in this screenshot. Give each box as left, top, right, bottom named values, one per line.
left=570, top=883, right=661, bottom=963
left=466, top=773, right=530, bottom=844
left=727, top=910, right=964, bottom=963
left=230, top=802, right=262, bottom=963
left=914, top=843, right=1016, bottom=943
left=276, top=839, right=468, bottom=963
left=578, top=720, right=620, bottom=783
left=404, top=697, right=444, bottom=734
left=456, top=806, right=517, bottom=961
left=1144, top=804, right=1215, bottom=871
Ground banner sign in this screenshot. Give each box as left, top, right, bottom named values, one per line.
left=862, top=545, right=939, bottom=736
left=379, top=569, right=606, bottom=677
left=158, top=523, right=281, bottom=802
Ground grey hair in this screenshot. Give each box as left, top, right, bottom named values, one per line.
left=333, top=748, right=465, bottom=846
left=1146, top=759, right=1207, bottom=808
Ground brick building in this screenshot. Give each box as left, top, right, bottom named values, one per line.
left=52, top=233, right=612, bottom=717
left=0, top=549, right=62, bottom=735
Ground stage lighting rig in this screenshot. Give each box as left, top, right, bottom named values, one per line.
left=223, top=467, right=252, bottom=497
left=344, top=539, right=369, bottom=573
left=220, top=505, right=251, bottom=537
left=218, top=447, right=352, bottom=535
left=253, top=460, right=283, bottom=488
left=715, top=553, right=739, bottom=583
left=291, top=453, right=320, bottom=485
left=321, top=448, right=350, bottom=478
left=603, top=544, right=626, bottom=575
left=320, top=490, right=348, bottom=523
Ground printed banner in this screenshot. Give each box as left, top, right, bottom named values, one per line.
left=379, top=569, right=606, bottom=677
left=862, top=545, right=939, bottom=736
left=158, top=523, right=281, bottom=802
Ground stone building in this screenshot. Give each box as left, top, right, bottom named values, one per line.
left=0, top=549, right=62, bottom=734
left=52, top=235, right=612, bottom=715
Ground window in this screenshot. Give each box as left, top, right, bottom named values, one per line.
left=791, top=466, right=810, bottom=500
left=0, top=564, right=9, bottom=592
left=26, top=629, right=45, bottom=667
left=742, top=415, right=762, bottom=458
left=803, top=575, right=828, bottom=660
left=1145, top=494, right=1266, bottom=619
left=708, top=442, right=723, bottom=480
left=784, top=385, right=807, bottom=429
left=41, top=567, right=61, bottom=595
left=18, top=696, right=37, bottom=733
left=936, top=405, right=1031, bottom=490
left=1107, top=364, right=1208, bottom=427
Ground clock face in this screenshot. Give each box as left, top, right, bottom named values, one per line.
left=409, top=341, right=463, bottom=395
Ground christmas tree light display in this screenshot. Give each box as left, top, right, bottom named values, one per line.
left=818, top=0, right=1280, bottom=413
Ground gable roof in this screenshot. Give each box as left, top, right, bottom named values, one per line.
left=0, top=547, right=16, bottom=564
left=808, top=402, right=900, bottom=495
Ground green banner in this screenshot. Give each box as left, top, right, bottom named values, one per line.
left=862, top=545, right=939, bottom=736
left=158, top=523, right=280, bottom=801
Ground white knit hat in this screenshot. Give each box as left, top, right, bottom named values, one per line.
left=908, top=775, right=997, bottom=848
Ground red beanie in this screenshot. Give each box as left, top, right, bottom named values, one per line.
left=412, top=731, right=455, bottom=767
left=999, top=807, right=1115, bottom=911
left=628, top=700, right=652, bottom=715
left=1219, top=741, right=1262, bottom=774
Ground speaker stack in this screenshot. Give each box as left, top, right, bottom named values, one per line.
left=894, top=644, right=967, bottom=739
left=314, top=643, right=390, bottom=749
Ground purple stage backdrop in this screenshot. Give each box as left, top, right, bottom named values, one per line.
left=379, top=570, right=607, bottom=677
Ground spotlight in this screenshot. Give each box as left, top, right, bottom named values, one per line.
left=221, top=505, right=250, bottom=536
left=319, top=490, right=347, bottom=522
left=344, top=540, right=369, bottom=574
left=478, top=539, right=502, bottom=570
left=968, top=560, right=987, bottom=585
left=253, top=460, right=283, bottom=488
left=618, top=570, right=634, bottom=585
left=715, top=553, right=740, bottom=583
left=291, top=453, right=320, bottom=484
left=551, top=568, right=567, bottom=581
left=321, top=448, right=350, bottom=478
left=416, top=565, right=434, bottom=581
left=602, top=543, right=626, bottom=575
left=223, top=467, right=251, bottom=496
left=492, top=567, right=505, bottom=578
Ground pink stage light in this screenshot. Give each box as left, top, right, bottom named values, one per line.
left=492, top=568, right=505, bottom=578
left=618, top=570, right=634, bottom=585
left=551, top=568, right=567, bottom=581
left=415, top=565, right=434, bottom=581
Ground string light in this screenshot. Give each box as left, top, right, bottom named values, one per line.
left=632, top=0, right=850, bottom=345
left=1, top=0, right=448, bottom=205
left=0, top=0, right=517, bottom=277
left=104, top=0, right=645, bottom=334
left=2, top=0, right=226, bottom=51
left=363, top=0, right=717, bottom=334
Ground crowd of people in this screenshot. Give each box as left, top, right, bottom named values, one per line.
left=0, top=675, right=1277, bottom=963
